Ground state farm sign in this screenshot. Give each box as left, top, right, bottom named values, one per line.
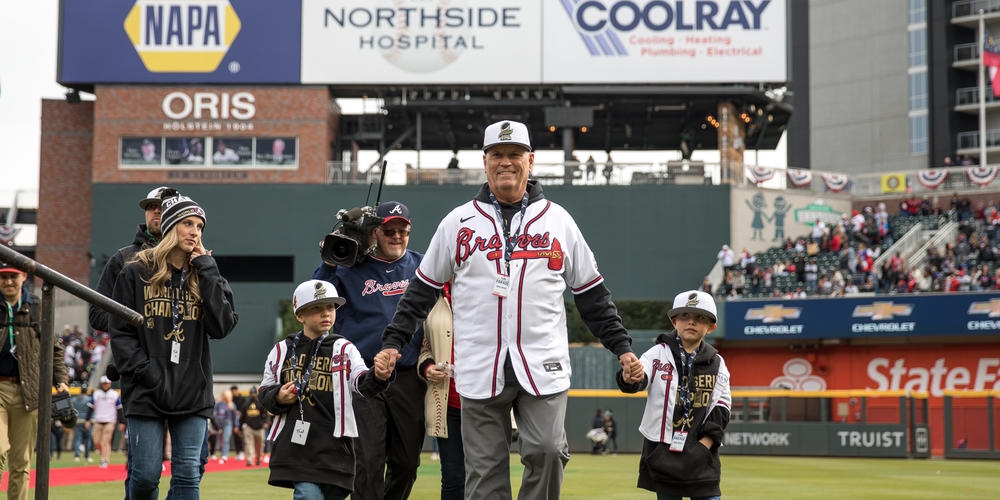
left=866, top=357, right=1000, bottom=396
left=720, top=344, right=1000, bottom=396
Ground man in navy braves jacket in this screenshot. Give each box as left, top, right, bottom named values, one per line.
left=311, top=201, right=425, bottom=500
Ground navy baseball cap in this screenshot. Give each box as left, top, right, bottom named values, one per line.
left=377, top=201, right=411, bottom=225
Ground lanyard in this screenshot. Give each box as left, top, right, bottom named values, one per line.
left=4, top=298, right=19, bottom=353
left=488, top=192, right=529, bottom=271
left=169, top=268, right=188, bottom=335
left=675, top=334, right=698, bottom=430
left=290, top=333, right=324, bottom=421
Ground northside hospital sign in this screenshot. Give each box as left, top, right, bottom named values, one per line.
left=301, top=0, right=786, bottom=84
left=56, top=0, right=788, bottom=86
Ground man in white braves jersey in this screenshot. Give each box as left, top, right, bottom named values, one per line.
left=379, top=120, right=644, bottom=499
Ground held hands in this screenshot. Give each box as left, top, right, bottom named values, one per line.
left=618, top=352, right=644, bottom=384
left=275, top=381, right=298, bottom=405
left=374, top=348, right=401, bottom=381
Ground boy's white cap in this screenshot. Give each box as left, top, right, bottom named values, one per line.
left=667, top=290, right=717, bottom=322
left=292, top=279, right=345, bottom=314
left=483, top=120, right=532, bottom=152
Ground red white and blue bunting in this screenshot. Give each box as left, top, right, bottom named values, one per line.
left=916, top=169, right=948, bottom=189
left=967, top=166, right=999, bottom=186
left=821, top=173, right=850, bottom=192
left=787, top=168, right=813, bottom=188
left=746, top=166, right=775, bottom=184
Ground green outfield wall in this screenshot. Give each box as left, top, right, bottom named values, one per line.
left=91, top=183, right=730, bottom=373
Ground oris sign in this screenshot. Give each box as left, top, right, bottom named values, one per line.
left=162, top=91, right=256, bottom=120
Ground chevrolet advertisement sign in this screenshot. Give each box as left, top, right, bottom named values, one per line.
left=725, top=293, right=1000, bottom=340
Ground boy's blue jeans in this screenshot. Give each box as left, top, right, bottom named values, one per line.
left=127, top=415, right=206, bottom=500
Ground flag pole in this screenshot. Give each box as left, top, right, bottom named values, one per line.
left=980, top=11, right=987, bottom=168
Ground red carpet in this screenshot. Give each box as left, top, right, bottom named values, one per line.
left=1, top=458, right=266, bottom=489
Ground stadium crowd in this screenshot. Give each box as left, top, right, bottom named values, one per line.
left=714, top=194, right=1000, bottom=299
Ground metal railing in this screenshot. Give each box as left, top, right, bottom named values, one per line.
left=953, top=0, right=1000, bottom=18
left=954, top=42, right=979, bottom=63
left=907, top=220, right=959, bottom=271
left=0, top=245, right=142, bottom=499
left=957, top=129, right=1000, bottom=149
left=956, top=86, right=1000, bottom=106
left=872, top=223, right=924, bottom=280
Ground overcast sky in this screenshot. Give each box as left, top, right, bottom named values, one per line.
left=1, top=2, right=69, bottom=193
left=0, top=2, right=786, bottom=194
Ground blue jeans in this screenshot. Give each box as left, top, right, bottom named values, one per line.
left=219, top=422, right=233, bottom=459
left=73, top=425, right=92, bottom=458
left=656, top=495, right=720, bottom=500
left=292, top=482, right=350, bottom=500
left=438, top=406, right=465, bottom=500
left=128, top=415, right=206, bottom=500
left=166, top=427, right=210, bottom=500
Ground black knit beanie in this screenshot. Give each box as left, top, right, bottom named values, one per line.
left=159, top=192, right=207, bottom=236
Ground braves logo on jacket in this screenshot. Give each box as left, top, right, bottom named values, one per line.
left=259, top=334, right=369, bottom=440
left=638, top=343, right=731, bottom=443
left=416, top=198, right=603, bottom=399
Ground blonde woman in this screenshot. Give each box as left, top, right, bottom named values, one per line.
left=213, top=390, right=237, bottom=464
left=110, top=190, right=238, bottom=500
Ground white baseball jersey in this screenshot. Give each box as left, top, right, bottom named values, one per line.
left=416, top=198, right=604, bottom=399
left=88, top=388, right=122, bottom=423
left=259, top=334, right=370, bottom=439
left=637, top=343, right=731, bottom=443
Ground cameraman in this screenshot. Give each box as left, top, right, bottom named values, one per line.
left=313, top=201, right=425, bottom=500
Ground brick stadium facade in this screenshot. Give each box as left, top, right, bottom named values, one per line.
left=36, top=85, right=334, bottom=285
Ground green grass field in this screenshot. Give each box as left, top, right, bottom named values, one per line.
left=40, top=452, right=1000, bottom=499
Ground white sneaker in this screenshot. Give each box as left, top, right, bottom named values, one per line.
left=263, top=455, right=270, bottom=464
left=74, top=457, right=80, bottom=462
left=100, top=460, right=108, bottom=468
left=87, top=457, right=93, bottom=463
left=237, top=452, right=245, bottom=461
left=430, top=452, right=439, bottom=461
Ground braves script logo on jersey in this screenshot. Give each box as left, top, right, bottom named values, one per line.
left=361, top=279, right=409, bottom=296
left=455, top=228, right=563, bottom=270
left=651, top=358, right=675, bottom=383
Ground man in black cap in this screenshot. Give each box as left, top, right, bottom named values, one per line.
left=89, top=186, right=171, bottom=333
left=311, top=201, right=426, bottom=500
left=237, top=386, right=268, bottom=467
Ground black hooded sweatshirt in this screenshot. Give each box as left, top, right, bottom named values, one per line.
left=109, top=255, right=238, bottom=418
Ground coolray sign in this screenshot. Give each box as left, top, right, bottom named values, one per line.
left=542, top=0, right=786, bottom=83
left=725, top=293, right=1000, bottom=340
left=59, top=0, right=300, bottom=84
left=300, top=0, right=541, bottom=84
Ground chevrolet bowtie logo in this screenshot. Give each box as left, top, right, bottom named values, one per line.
left=852, top=302, right=913, bottom=321
left=745, top=305, right=801, bottom=323
left=968, top=298, right=1000, bottom=318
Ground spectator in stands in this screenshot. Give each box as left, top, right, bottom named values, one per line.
left=959, top=154, right=973, bottom=166
left=810, top=219, right=825, bottom=243
left=942, top=156, right=954, bottom=168
left=740, top=248, right=755, bottom=275
left=700, top=277, right=713, bottom=294
left=860, top=276, right=876, bottom=293
left=804, top=257, right=818, bottom=289
left=603, top=154, right=614, bottom=184
left=783, top=237, right=794, bottom=251
left=844, top=282, right=860, bottom=295
left=748, top=269, right=763, bottom=297
left=717, top=245, right=735, bottom=272
left=585, top=155, right=596, bottom=181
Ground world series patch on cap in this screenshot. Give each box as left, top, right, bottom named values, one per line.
left=482, top=120, right=532, bottom=152
left=292, top=279, right=345, bottom=314
left=667, top=290, right=717, bottom=322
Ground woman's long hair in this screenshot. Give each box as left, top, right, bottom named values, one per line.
left=132, top=224, right=202, bottom=302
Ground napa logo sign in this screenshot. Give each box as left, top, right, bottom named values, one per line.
left=123, top=0, right=242, bottom=73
